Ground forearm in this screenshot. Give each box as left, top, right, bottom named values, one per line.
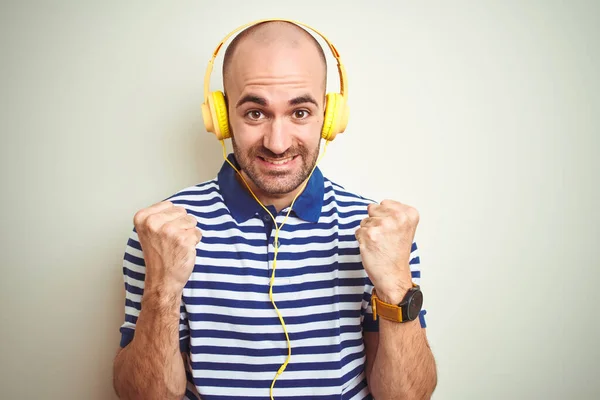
left=369, top=319, right=437, bottom=399
left=113, top=289, right=187, bottom=400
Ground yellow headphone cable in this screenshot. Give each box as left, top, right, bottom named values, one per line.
left=220, top=139, right=330, bottom=399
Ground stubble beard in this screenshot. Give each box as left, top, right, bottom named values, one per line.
left=231, top=136, right=321, bottom=195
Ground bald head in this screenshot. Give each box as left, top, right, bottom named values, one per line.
left=218, top=22, right=331, bottom=201
left=222, top=21, right=327, bottom=94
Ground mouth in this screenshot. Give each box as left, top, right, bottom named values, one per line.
left=258, top=155, right=298, bottom=166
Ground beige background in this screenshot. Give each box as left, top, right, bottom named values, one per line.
left=1, top=1, right=598, bottom=399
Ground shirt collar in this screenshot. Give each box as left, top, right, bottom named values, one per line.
left=217, top=153, right=324, bottom=223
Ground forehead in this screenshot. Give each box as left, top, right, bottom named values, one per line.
left=225, top=42, right=326, bottom=101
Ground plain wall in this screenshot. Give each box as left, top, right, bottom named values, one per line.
left=1, top=1, right=598, bottom=399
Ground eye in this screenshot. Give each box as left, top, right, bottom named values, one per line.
left=245, top=110, right=264, bottom=120
left=293, top=109, right=310, bottom=119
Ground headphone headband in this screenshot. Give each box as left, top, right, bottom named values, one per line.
left=202, top=18, right=348, bottom=103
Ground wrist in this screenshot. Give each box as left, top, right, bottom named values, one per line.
left=374, top=282, right=413, bottom=305
left=142, top=285, right=182, bottom=315
left=145, top=275, right=184, bottom=299
left=371, top=283, right=423, bottom=324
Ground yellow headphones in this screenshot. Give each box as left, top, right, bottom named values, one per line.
left=201, top=18, right=349, bottom=142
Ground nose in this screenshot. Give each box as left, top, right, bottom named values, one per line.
left=263, top=117, right=292, bottom=155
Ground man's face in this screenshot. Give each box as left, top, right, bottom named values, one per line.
left=225, top=42, right=326, bottom=196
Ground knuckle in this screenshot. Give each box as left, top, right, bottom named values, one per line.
left=366, top=228, right=379, bottom=242
left=393, top=208, right=405, bottom=222
left=159, top=200, right=173, bottom=208
left=145, top=214, right=162, bottom=233
left=407, top=206, right=420, bottom=222
left=175, top=233, right=189, bottom=247
left=355, top=228, right=365, bottom=244
left=381, top=199, right=397, bottom=208
left=356, top=227, right=365, bottom=238
left=173, top=206, right=187, bottom=215
left=162, top=221, right=179, bottom=237
left=133, top=209, right=146, bottom=227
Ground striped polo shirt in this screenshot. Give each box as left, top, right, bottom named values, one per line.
left=119, top=154, right=423, bottom=399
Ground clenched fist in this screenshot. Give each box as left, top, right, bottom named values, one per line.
left=355, top=200, right=419, bottom=305
left=133, top=201, right=202, bottom=296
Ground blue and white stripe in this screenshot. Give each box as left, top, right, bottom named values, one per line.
left=119, top=157, right=422, bottom=400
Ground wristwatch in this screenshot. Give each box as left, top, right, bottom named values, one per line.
left=371, top=283, right=423, bottom=323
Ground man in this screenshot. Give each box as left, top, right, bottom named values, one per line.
left=113, top=20, right=437, bottom=400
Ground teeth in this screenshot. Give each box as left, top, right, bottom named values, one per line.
left=265, top=157, right=293, bottom=165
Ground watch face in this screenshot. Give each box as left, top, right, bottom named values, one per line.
left=408, top=290, right=424, bottom=320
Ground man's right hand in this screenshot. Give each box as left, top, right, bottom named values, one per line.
left=133, top=200, right=202, bottom=296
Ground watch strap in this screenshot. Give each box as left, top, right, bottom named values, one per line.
left=371, top=283, right=418, bottom=323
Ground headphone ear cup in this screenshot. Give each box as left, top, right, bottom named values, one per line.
left=322, top=93, right=349, bottom=141
left=201, top=101, right=215, bottom=135
left=321, top=93, right=337, bottom=141
left=206, top=91, right=230, bottom=140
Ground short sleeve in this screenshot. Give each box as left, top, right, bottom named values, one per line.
left=118, top=228, right=190, bottom=351
left=361, top=277, right=379, bottom=332
left=361, top=241, right=427, bottom=330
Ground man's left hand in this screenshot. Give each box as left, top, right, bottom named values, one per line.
left=356, top=200, right=419, bottom=305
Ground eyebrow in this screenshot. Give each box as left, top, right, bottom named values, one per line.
left=236, top=95, right=267, bottom=108
left=289, top=95, right=318, bottom=107
left=235, top=94, right=319, bottom=108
